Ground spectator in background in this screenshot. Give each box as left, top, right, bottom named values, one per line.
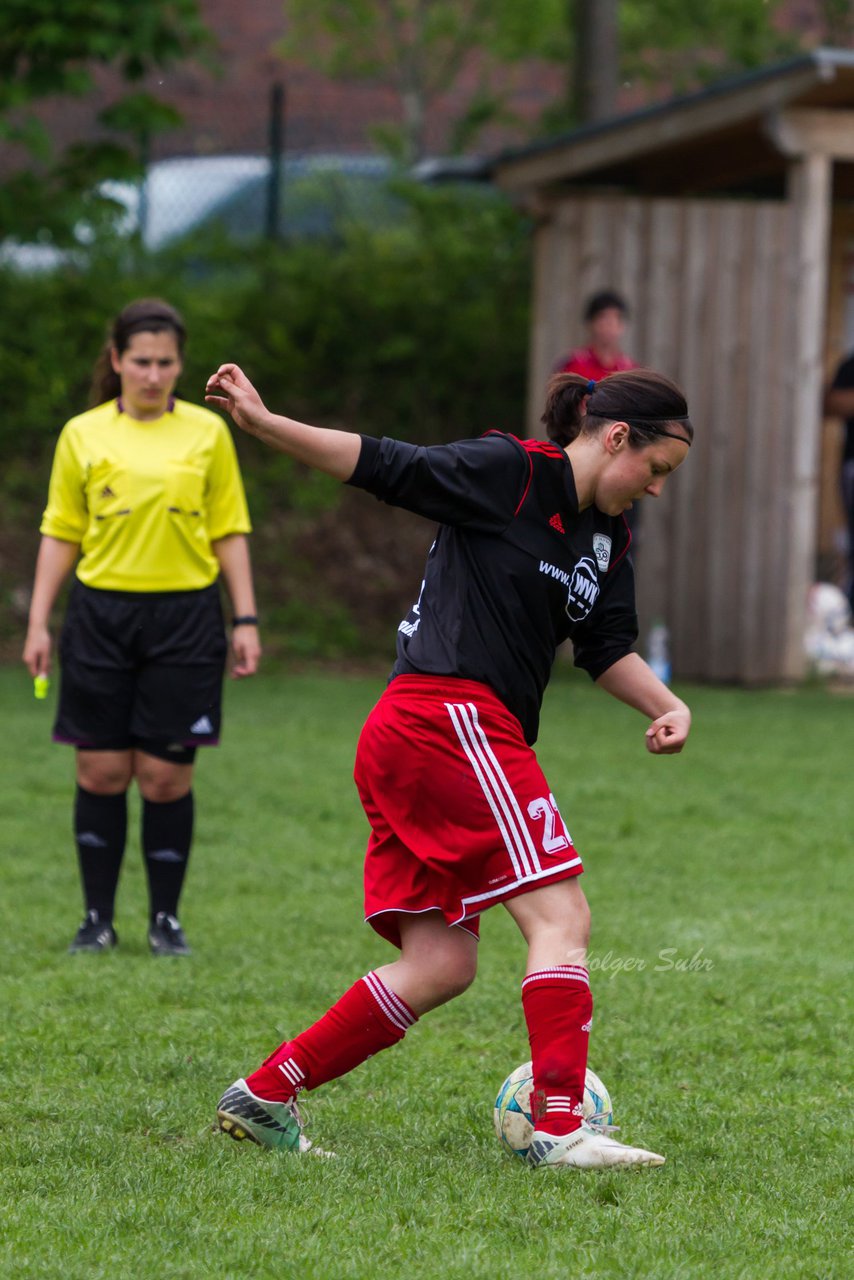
left=556, top=289, right=638, bottom=384
left=824, top=351, right=854, bottom=615
left=557, top=290, right=641, bottom=539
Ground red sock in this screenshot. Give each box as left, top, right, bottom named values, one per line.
left=521, top=965, right=593, bottom=1137
left=245, top=971, right=418, bottom=1102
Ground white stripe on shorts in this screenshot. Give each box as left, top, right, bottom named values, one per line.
left=444, top=700, right=541, bottom=879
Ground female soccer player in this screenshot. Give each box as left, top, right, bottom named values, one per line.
left=23, top=300, right=261, bottom=956
left=207, top=362, right=692, bottom=1168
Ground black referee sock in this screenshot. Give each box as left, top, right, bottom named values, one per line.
left=74, top=786, right=128, bottom=922
left=141, top=791, right=194, bottom=921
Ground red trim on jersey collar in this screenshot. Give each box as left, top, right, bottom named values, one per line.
left=608, top=514, right=633, bottom=574
left=479, top=430, right=570, bottom=519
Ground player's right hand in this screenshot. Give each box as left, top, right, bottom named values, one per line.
left=205, top=364, right=269, bottom=436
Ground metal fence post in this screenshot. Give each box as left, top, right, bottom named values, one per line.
left=266, top=82, right=285, bottom=241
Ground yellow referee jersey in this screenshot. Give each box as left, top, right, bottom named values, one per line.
left=41, top=398, right=252, bottom=591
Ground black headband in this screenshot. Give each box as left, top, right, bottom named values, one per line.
left=618, top=414, right=691, bottom=424
left=622, top=416, right=692, bottom=445
left=644, top=427, right=692, bottom=445
left=586, top=404, right=692, bottom=445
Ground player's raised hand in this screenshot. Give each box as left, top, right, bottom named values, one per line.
left=205, top=364, right=269, bottom=436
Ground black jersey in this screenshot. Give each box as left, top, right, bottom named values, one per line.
left=347, top=431, right=637, bottom=744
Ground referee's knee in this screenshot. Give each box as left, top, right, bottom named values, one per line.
left=76, top=755, right=133, bottom=795
left=134, top=754, right=193, bottom=803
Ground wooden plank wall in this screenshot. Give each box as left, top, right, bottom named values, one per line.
left=528, top=194, right=801, bottom=682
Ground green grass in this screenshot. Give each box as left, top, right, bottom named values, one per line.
left=0, top=663, right=851, bottom=1280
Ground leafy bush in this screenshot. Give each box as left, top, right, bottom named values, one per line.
left=0, top=181, right=531, bottom=460
left=2, top=182, right=532, bottom=654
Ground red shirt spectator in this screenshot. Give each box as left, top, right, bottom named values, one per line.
left=555, top=289, right=637, bottom=382
left=559, top=346, right=637, bottom=381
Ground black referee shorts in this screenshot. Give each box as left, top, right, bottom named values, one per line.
left=54, top=581, right=228, bottom=761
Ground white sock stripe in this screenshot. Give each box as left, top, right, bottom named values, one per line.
left=524, top=965, right=589, bottom=977
left=522, top=966, right=590, bottom=989
left=444, top=701, right=537, bottom=878
left=277, top=1059, right=304, bottom=1086
left=364, top=971, right=415, bottom=1023
left=362, top=972, right=416, bottom=1032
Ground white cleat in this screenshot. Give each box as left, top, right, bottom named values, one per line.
left=527, top=1122, right=665, bottom=1169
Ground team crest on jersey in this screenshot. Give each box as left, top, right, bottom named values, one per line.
left=592, top=533, right=612, bottom=572
left=565, top=556, right=601, bottom=621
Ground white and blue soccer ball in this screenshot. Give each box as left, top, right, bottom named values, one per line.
left=493, top=1061, right=613, bottom=1159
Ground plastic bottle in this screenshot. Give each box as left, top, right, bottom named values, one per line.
left=647, top=621, right=671, bottom=685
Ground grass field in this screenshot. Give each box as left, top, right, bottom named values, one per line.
left=0, top=663, right=851, bottom=1280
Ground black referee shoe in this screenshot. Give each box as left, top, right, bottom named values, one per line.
left=148, top=912, right=191, bottom=956
left=69, top=910, right=118, bottom=953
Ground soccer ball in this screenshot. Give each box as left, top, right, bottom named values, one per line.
left=493, top=1061, right=613, bottom=1159
left=807, top=582, right=851, bottom=636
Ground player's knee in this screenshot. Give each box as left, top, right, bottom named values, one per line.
left=429, top=951, right=477, bottom=1002
left=76, top=761, right=132, bottom=795
left=134, top=755, right=192, bottom=803
left=137, top=775, right=190, bottom=804
left=571, top=892, right=591, bottom=949
left=551, top=880, right=591, bottom=953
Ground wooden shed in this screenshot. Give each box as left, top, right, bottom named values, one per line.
left=493, top=49, right=854, bottom=683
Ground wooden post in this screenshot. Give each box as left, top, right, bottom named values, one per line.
left=783, top=150, right=832, bottom=678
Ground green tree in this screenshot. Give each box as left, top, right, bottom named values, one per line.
left=0, top=0, right=210, bottom=243
left=279, top=0, right=566, bottom=163
left=281, top=0, right=830, bottom=152
left=619, top=0, right=797, bottom=93
left=815, top=0, right=854, bottom=45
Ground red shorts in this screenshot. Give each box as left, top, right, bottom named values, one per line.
left=354, top=675, right=583, bottom=947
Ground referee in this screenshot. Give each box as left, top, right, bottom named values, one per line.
left=23, top=299, right=261, bottom=955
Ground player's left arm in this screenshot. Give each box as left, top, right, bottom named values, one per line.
left=596, top=652, right=691, bottom=755
left=212, top=533, right=261, bottom=678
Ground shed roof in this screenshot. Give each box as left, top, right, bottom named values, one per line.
left=493, top=49, right=854, bottom=200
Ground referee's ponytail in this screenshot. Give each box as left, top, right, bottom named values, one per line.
left=541, top=369, right=693, bottom=450
left=88, top=298, right=187, bottom=407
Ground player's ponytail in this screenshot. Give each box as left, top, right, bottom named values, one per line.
left=540, top=373, right=592, bottom=447
left=88, top=298, right=187, bottom=407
